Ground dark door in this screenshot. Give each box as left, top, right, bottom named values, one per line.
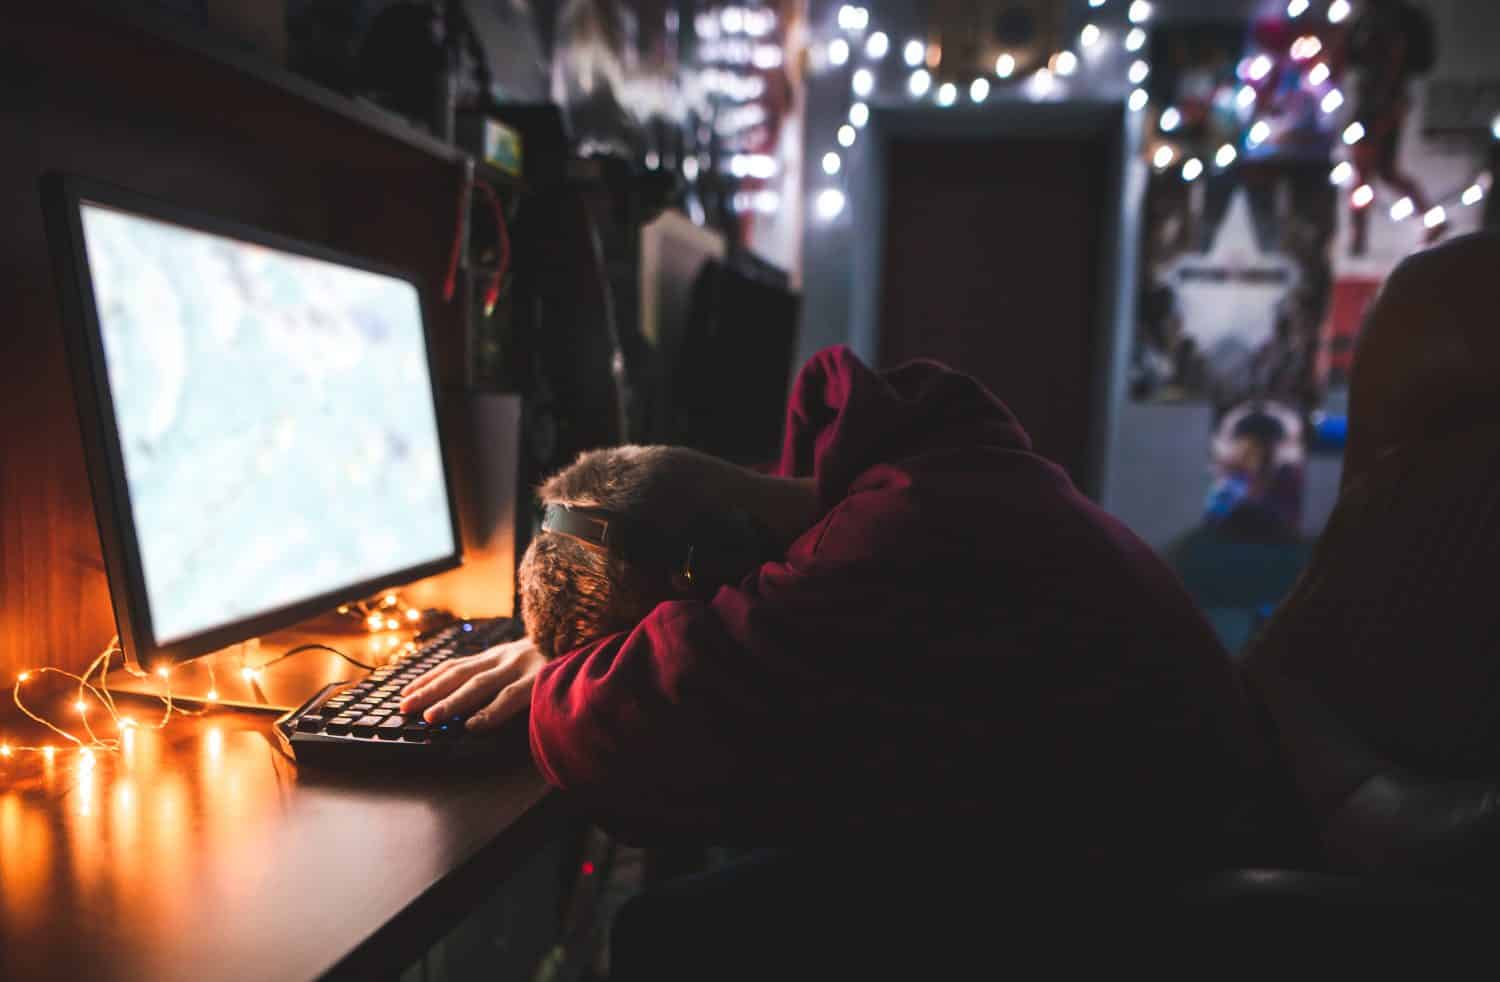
left=878, top=136, right=1109, bottom=490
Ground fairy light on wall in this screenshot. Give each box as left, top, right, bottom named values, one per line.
left=1328, top=0, right=1351, bottom=23
left=1128, top=87, right=1149, bottom=112
left=1215, top=144, right=1237, bottom=168
left=907, top=68, right=931, bottom=97
left=1160, top=106, right=1181, bottom=131
left=1462, top=183, right=1485, bottom=207
left=1125, top=27, right=1147, bottom=52
left=1128, top=59, right=1149, bottom=84
left=823, top=151, right=841, bottom=175
left=828, top=38, right=850, bottom=66
left=1351, top=184, right=1375, bottom=209
left=936, top=82, right=957, bottom=107
left=849, top=102, right=870, bottom=127
left=1153, top=145, right=1176, bottom=170
left=1080, top=24, right=1102, bottom=48
left=865, top=31, right=889, bottom=59
left=851, top=68, right=874, bottom=97
left=970, top=77, right=990, bottom=103
left=1053, top=51, right=1079, bottom=77
left=1287, top=0, right=1309, bottom=18
left=1330, top=160, right=1354, bottom=185
left=1128, top=1, right=1153, bottom=25
left=1181, top=157, right=1204, bottom=182
left=1342, top=121, right=1365, bottom=144
left=903, top=39, right=924, bottom=66
left=1390, top=196, right=1416, bottom=221
left=995, top=53, right=1016, bottom=78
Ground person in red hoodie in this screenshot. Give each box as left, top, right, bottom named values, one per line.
left=401, top=346, right=1277, bottom=876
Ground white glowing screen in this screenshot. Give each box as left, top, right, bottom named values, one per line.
left=80, top=201, right=457, bottom=645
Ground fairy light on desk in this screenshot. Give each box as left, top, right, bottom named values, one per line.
left=0, top=590, right=433, bottom=769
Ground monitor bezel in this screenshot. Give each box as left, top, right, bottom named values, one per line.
left=42, top=173, right=465, bottom=674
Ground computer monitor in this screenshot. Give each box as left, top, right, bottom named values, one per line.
left=43, top=175, right=462, bottom=680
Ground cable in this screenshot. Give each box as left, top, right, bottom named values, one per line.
left=256, top=643, right=378, bottom=673
left=442, top=167, right=512, bottom=318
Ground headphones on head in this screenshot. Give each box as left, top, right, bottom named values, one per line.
left=541, top=503, right=777, bottom=594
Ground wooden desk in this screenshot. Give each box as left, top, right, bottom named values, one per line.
left=0, top=702, right=561, bottom=981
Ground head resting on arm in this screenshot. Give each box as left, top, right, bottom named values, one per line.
left=518, top=445, right=819, bottom=659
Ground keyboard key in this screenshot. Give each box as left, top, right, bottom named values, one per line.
left=325, top=717, right=353, bottom=735
left=351, top=715, right=382, bottom=737
left=371, top=708, right=394, bottom=717
left=296, top=715, right=325, bottom=733
left=376, top=717, right=406, bottom=740
left=402, top=721, right=429, bottom=742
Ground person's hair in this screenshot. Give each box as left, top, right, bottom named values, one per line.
left=518, top=445, right=742, bottom=658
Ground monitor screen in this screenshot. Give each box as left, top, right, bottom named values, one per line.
left=55, top=182, right=460, bottom=663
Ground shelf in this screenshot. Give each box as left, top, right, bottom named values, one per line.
left=84, top=0, right=468, bottom=167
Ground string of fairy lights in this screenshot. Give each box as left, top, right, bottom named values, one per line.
left=812, top=0, right=1495, bottom=232
left=811, top=0, right=1158, bottom=222
left=1144, top=0, right=1492, bottom=233
left=0, top=591, right=428, bottom=768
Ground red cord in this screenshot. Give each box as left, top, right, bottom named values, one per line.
left=441, top=170, right=511, bottom=318
left=442, top=170, right=470, bottom=303
left=473, top=179, right=511, bottom=317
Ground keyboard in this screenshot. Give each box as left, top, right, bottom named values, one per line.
left=275, top=616, right=525, bottom=769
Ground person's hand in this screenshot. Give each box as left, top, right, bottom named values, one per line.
left=398, top=636, right=546, bottom=732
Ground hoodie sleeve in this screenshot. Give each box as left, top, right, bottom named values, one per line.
left=528, top=600, right=794, bottom=844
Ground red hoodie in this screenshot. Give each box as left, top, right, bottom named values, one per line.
left=530, top=348, right=1267, bottom=871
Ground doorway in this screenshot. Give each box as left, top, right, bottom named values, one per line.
left=853, top=103, right=1129, bottom=497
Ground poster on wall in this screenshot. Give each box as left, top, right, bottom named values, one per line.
left=1129, top=0, right=1497, bottom=417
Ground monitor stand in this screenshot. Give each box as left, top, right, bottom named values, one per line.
left=104, top=613, right=407, bottom=714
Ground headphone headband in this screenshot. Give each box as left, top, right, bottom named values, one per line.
left=541, top=504, right=690, bottom=571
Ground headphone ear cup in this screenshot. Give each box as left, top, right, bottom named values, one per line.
left=685, top=510, right=775, bottom=589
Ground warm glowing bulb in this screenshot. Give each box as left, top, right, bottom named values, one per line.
left=1054, top=51, right=1078, bottom=76
left=1463, top=183, right=1485, bottom=207
left=995, top=53, right=1016, bottom=78
left=1423, top=206, right=1447, bottom=229
left=43, top=746, right=55, bottom=760
left=17, top=672, right=29, bottom=683
left=405, top=608, right=421, bottom=621
left=1351, top=184, right=1375, bottom=208
left=80, top=748, right=95, bottom=770
left=156, top=666, right=170, bottom=680
left=383, top=593, right=398, bottom=607
left=119, top=716, right=135, bottom=729
left=74, top=699, right=86, bottom=713
left=240, top=666, right=255, bottom=682
left=1390, top=196, right=1415, bottom=221
left=1, top=744, right=10, bottom=757
left=1329, top=161, right=1354, bottom=185
left=1080, top=24, right=1101, bottom=48
left=385, top=618, right=400, bottom=630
